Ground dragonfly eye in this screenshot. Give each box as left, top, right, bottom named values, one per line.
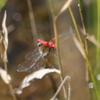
left=37, top=42, right=43, bottom=47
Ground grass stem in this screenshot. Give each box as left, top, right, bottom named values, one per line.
left=27, top=0, right=38, bottom=45
left=68, top=6, right=100, bottom=100
left=48, top=0, right=67, bottom=99
left=4, top=62, right=17, bottom=100
left=97, top=0, right=100, bottom=69
left=78, top=0, right=89, bottom=81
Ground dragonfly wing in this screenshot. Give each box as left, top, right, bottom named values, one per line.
left=59, top=29, right=76, bottom=43
left=17, top=60, right=34, bottom=72
left=25, top=48, right=40, bottom=60
left=17, top=54, right=46, bottom=72
left=30, top=55, right=46, bottom=72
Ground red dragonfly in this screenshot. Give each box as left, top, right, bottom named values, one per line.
left=17, top=29, right=75, bottom=72
left=17, top=39, right=56, bottom=72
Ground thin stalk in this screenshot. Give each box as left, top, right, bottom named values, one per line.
left=4, top=62, right=17, bottom=100
left=78, top=0, right=88, bottom=51
left=50, top=76, right=71, bottom=100
left=53, top=20, right=64, bottom=79
left=48, top=0, right=67, bottom=99
left=68, top=6, right=100, bottom=100
left=78, top=1, right=89, bottom=81
left=97, top=0, right=100, bottom=69
left=2, top=10, right=17, bottom=100
left=27, top=0, right=38, bottom=45
left=53, top=21, right=67, bottom=99
left=96, top=0, right=100, bottom=95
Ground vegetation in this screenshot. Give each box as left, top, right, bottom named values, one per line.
left=0, top=0, right=99, bottom=100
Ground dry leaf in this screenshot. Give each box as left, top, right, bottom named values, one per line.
left=14, top=68, right=60, bottom=94
left=56, top=0, right=73, bottom=18
left=0, top=67, right=11, bottom=84
left=0, top=11, right=8, bottom=62
left=87, top=35, right=100, bottom=48
left=2, top=11, right=8, bottom=43
left=72, top=34, right=85, bottom=58
left=80, top=27, right=100, bottom=48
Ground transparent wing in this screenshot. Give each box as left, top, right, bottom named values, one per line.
left=59, top=29, right=76, bottom=43
left=25, top=48, right=40, bottom=60
left=32, top=55, right=46, bottom=71
left=17, top=54, right=46, bottom=72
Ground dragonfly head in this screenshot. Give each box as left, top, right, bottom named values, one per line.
left=37, top=39, right=48, bottom=46
left=37, top=42, right=43, bottom=47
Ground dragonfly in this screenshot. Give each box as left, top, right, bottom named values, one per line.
left=17, top=39, right=56, bottom=72
left=17, top=29, right=76, bottom=72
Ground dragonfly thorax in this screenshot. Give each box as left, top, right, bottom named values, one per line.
left=39, top=46, right=50, bottom=57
